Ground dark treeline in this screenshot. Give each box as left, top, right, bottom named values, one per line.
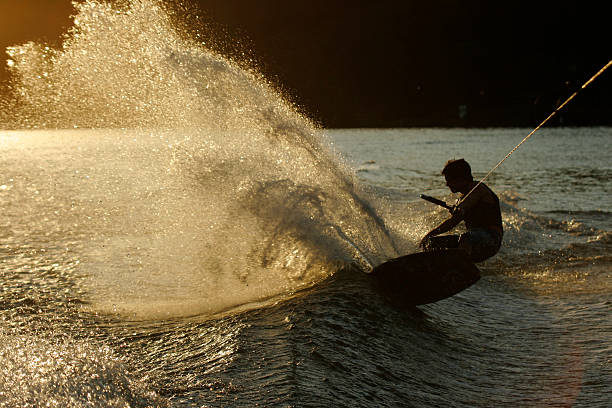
left=192, top=0, right=611, bottom=128
left=0, top=1, right=609, bottom=128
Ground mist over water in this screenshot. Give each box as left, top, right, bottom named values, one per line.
left=5, top=0, right=256, bottom=129
left=1, top=0, right=397, bottom=318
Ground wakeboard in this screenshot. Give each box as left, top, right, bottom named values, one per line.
left=370, top=249, right=480, bottom=305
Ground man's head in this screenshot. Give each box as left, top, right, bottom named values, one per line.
left=442, top=159, right=473, bottom=193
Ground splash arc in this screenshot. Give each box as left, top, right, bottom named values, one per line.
left=0, top=0, right=399, bottom=318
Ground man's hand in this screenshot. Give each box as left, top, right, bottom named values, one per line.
left=449, top=205, right=462, bottom=216
left=420, top=213, right=463, bottom=250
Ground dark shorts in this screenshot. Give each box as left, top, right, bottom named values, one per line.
left=424, top=228, right=502, bottom=262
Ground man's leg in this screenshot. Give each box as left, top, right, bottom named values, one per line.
left=423, top=235, right=460, bottom=251
left=459, top=229, right=501, bottom=262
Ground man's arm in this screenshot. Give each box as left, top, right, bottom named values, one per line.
left=456, top=183, right=491, bottom=212
left=419, top=212, right=463, bottom=248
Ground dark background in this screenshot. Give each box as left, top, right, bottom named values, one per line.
left=1, top=0, right=610, bottom=127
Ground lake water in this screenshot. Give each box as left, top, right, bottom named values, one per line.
left=1, top=127, right=610, bottom=407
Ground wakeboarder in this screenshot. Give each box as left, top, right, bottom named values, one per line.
left=419, top=159, right=503, bottom=262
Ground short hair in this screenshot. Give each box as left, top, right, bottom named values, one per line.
left=442, top=158, right=472, bottom=180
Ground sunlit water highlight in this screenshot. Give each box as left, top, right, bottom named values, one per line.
left=1, top=1, right=611, bottom=407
